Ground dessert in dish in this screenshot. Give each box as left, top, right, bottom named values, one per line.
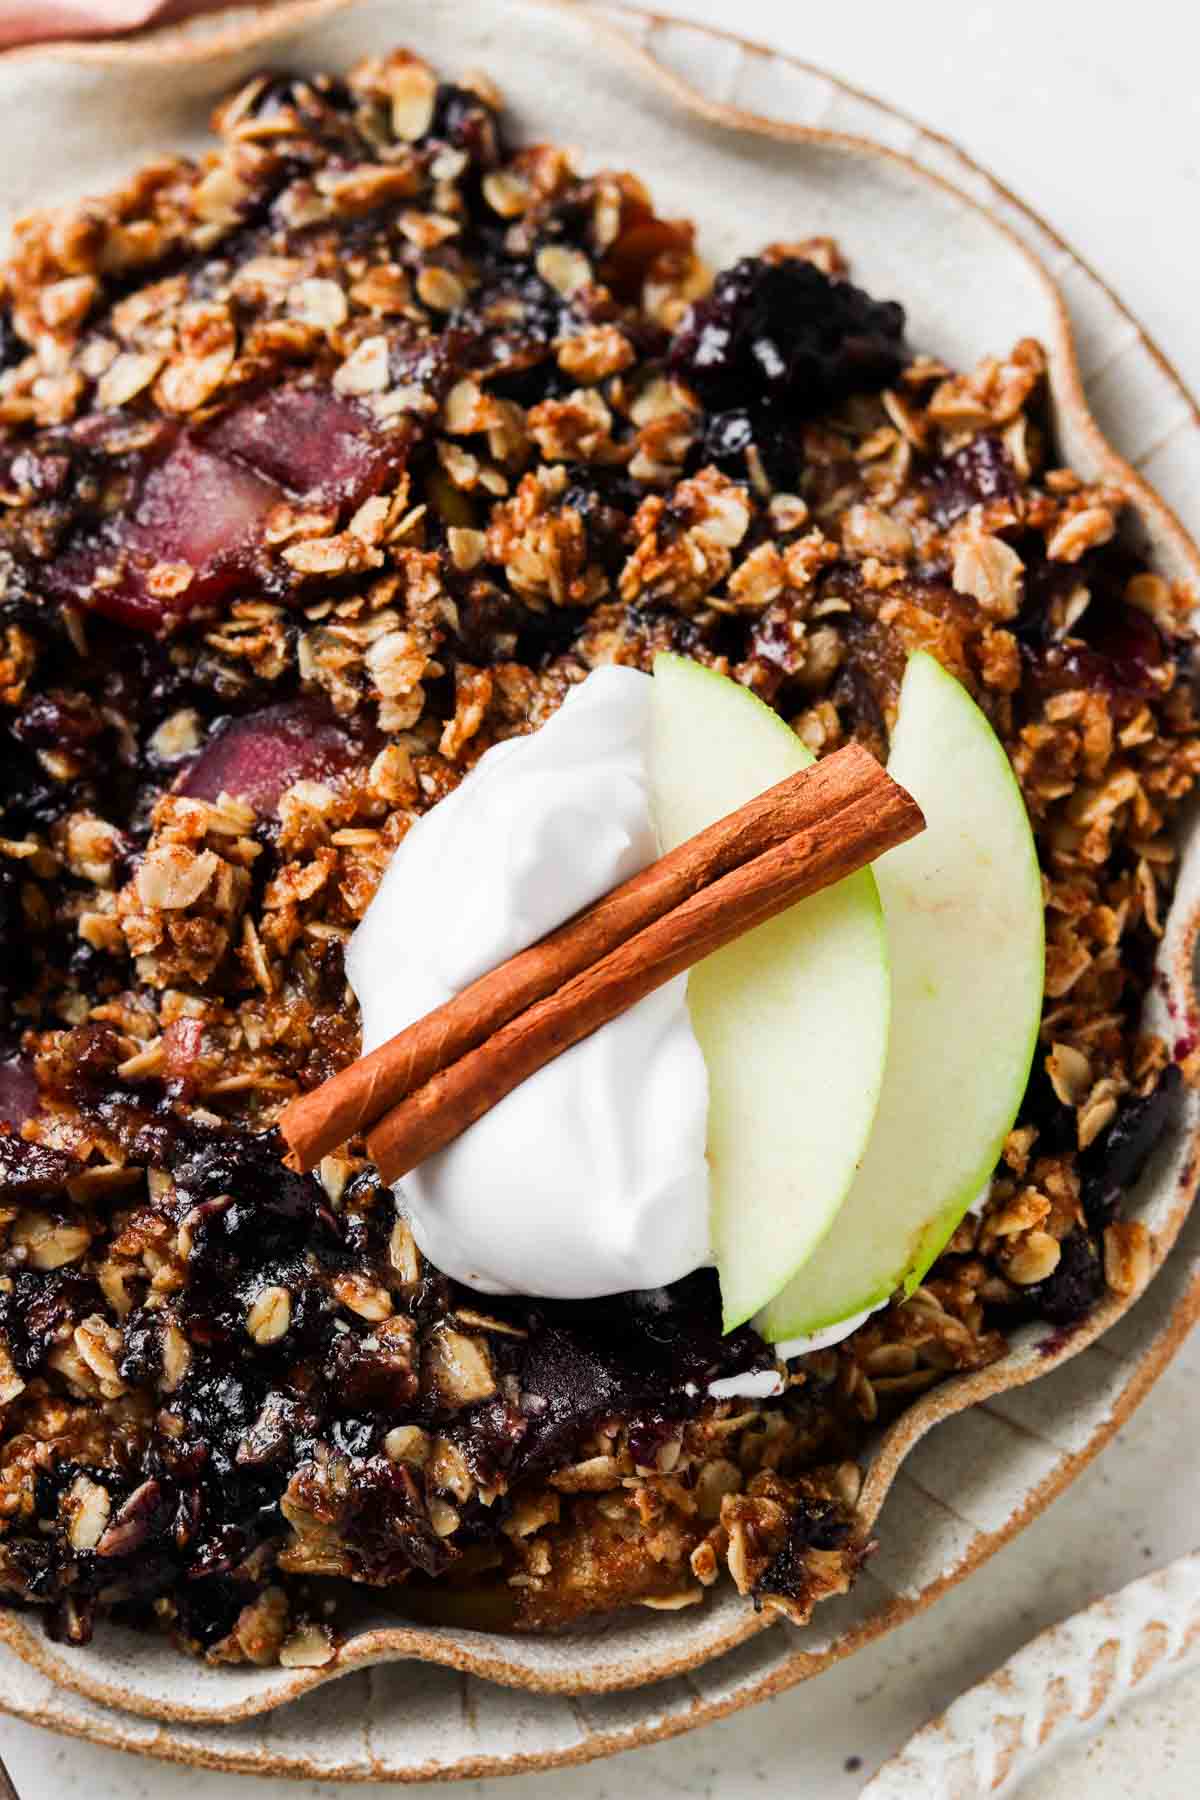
left=289, top=665, right=919, bottom=1318
left=0, top=44, right=1195, bottom=1671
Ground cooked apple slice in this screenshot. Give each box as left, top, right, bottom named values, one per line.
left=759, top=650, right=1044, bottom=1341
left=649, top=652, right=891, bottom=1332
left=178, top=699, right=363, bottom=814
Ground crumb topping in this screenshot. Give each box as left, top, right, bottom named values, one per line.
left=0, top=48, right=1196, bottom=1662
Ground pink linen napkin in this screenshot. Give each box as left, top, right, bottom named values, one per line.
left=0, top=0, right=226, bottom=51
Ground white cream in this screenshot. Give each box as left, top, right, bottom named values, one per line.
left=347, top=666, right=711, bottom=1299
left=707, top=1368, right=785, bottom=1401
left=967, top=1178, right=993, bottom=1218
left=773, top=1306, right=880, bottom=1360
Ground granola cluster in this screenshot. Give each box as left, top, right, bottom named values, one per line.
left=0, top=50, right=1196, bottom=1664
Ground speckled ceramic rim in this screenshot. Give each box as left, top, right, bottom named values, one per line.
left=862, top=1549, right=1200, bottom=1796
left=3, top=1283, right=1200, bottom=1786
left=1, top=0, right=1199, bottom=1775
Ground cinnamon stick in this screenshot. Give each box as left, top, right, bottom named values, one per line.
left=278, top=742, right=908, bottom=1174
left=365, top=769, right=923, bottom=1184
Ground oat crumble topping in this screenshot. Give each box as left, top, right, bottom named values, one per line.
left=0, top=50, right=1195, bottom=1663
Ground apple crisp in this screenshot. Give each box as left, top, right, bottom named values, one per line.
left=0, top=49, right=1196, bottom=1665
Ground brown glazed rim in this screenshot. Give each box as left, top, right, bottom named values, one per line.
left=1, top=0, right=1199, bottom=1776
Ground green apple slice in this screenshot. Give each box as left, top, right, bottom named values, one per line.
left=759, top=650, right=1044, bottom=1341
left=649, top=652, right=891, bottom=1332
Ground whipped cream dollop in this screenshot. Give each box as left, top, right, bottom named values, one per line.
left=773, top=1308, right=878, bottom=1360
left=347, top=666, right=711, bottom=1299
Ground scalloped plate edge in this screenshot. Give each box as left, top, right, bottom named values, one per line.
left=0, top=0, right=1197, bottom=1752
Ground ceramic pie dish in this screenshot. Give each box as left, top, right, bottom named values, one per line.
left=0, top=1250, right=1197, bottom=1783
left=0, top=0, right=1199, bottom=1778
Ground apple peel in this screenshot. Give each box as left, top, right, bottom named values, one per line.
left=649, top=652, right=892, bottom=1333
left=760, top=651, right=1044, bottom=1341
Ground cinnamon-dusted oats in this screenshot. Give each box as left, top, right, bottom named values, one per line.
left=0, top=44, right=1195, bottom=1666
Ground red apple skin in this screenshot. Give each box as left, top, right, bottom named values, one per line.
left=0, top=1054, right=38, bottom=1127
left=177, top=699, right=364, bottom=814
left=48, top=385, right=408, bottom=631
left=47, top=435, right=281, bottom=629
left=204, top=384, right=409, bottom=509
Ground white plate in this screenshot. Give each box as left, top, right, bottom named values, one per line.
left=864, top=1550, right=1200, bottom=1798
left=0, top=0, right=1198, bottom=1777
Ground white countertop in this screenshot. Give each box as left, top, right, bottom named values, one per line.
left=3, top=0, right=1200, bottom=1792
